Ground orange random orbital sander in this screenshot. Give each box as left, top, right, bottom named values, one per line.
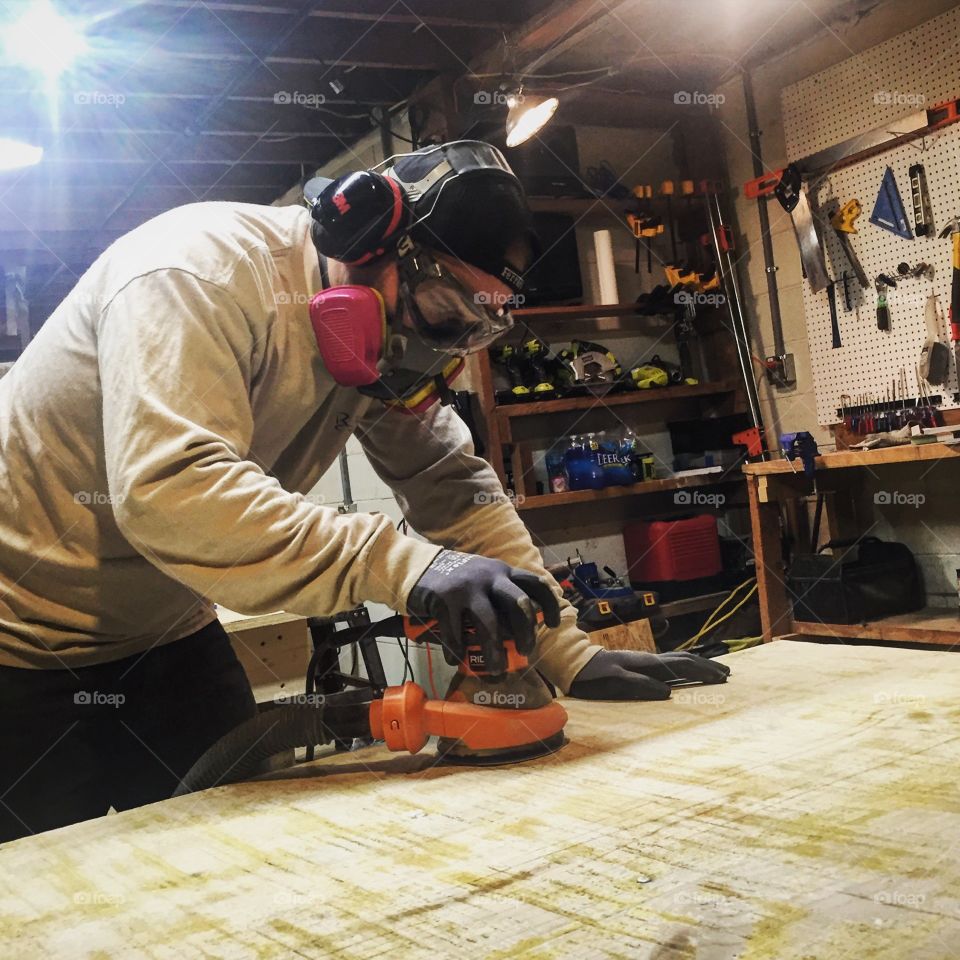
left=175, top=611, right=567, bottom=796
left=391, top=618, right=567, bottom=765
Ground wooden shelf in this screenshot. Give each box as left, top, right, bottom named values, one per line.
left=791, top=607, right=960, bottom=646
left=660, top=591, right=730, bottom=618
left=495, top=380, right=738, bottom=420
left=744, top=442, right=960, bottom=476
left=516, top=470, right=741, bottom=512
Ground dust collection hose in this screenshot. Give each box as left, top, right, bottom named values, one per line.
left=173, top=690, right=375, bottom=797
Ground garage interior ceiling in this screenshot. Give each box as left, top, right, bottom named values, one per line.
left=1, top=0, right=873, bottom=319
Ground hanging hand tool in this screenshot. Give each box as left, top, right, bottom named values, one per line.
left=744, top=99, right=960, bottom=294
left=773, top=163, right=829, bottom=292
left=829, top=198, right=870, bottom=289
left=940, top=218, right=960, bottom=384
left=896, top=261, right=934, bottom=280
left=919, top=294, right=949, bottom=386
left=840, top=271, right=852, bottom=312
left=828, top=279, right=841, bottom=348
left=870, top=166, right=913, bottom=240
left=875, top=274, right=897, bottom=331
left=908, top=163, right=934, bottom=237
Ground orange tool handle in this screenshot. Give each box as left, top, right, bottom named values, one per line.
left=928, top=97, right=960, bottom=129
left=369, top=682, right=568, bottom=755
left=402, top=619, right=541, bottom=675
left=744, top=169, right=785, bottom=199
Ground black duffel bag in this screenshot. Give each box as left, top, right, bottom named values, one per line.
left=787, top=536, right=924, bottom=625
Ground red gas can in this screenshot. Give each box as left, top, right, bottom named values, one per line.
left=623, top=515, right=722, bottom=583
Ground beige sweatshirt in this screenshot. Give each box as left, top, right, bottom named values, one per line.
left=0, top=202, right=600, bottom=690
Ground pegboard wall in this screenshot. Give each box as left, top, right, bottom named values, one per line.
left=781, top=5, right=960, bottom=426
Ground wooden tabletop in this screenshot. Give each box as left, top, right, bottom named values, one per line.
left=743, top=441, right=960, bottom=476
left=2, top=641, right=959, bottom=959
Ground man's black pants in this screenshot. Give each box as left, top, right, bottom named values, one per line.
left=0, top=620, right=257, bottom=843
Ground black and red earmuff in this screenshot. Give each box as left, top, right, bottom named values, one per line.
left=308, top=170, right=411, bottom=265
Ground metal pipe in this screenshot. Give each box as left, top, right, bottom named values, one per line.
left=704, top=192, right=768, bottom=457
left=338, top=450, right=355, bottom=513
left=742, top=69, right=785, bottom=358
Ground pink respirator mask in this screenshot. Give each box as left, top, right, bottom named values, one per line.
left=308, top=284, right=465, bottom=414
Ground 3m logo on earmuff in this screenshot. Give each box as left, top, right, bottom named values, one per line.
left=313, top=170, right=411, bottom=264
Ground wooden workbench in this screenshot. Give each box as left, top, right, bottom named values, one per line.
left=2, top=641, right=959, bottom=959
left=744, top=443, right=960, bottom=643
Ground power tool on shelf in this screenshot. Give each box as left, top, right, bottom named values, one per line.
left=557, top=339, right=623, bottom=395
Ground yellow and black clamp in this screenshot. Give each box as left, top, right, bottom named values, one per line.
left=661, top=179, right=679, bottom=264
left=664, top=262, right=700, bottom=287
left=699, top=268, right=721, bottom=292
left=626, top=185, right=654, bottom=274
left=642, top=218, right=665, bottom=273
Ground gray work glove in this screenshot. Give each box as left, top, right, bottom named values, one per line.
left=407, top=549, right=561, bottom=673
left=568, top=649, right=731, bottom=700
